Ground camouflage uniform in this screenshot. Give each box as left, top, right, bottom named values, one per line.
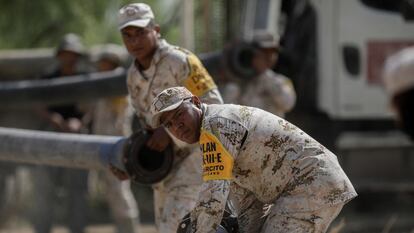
left=126, top=39, right=223, bottom=232
left=223, top=70, right=296, bottom=117
left=191, top=104, right=357, bottom=233
left=92, top=96, right=139, bottom=233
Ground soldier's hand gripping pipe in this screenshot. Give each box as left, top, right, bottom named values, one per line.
left=121, top=129, right=174, bottom=184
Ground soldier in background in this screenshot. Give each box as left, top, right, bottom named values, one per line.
left=91, top=44, right=139, bottom=233
left=32, top=33, right=90, bottom=233
left=383, top=46, right=414, bottom=140
left=222, top=30, right=296, bottom=118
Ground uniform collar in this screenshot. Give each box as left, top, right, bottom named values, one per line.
left=152, top=39, right=169, bottom=65
left=200, top=103, right=208, bottom=129
left=132, top=38, right=169, bottom=72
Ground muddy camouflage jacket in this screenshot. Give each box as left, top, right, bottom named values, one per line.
left=191, top=104, right=357, bottom=233
left=126, top=39, right=223, bottom=129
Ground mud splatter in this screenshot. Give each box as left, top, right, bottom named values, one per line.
left=216, top=121, right=224, bottom=129
left=223, top=131, right=242, bottom=145
left=315, top=148, right=325, bottom=155
left=281, top=169, right=315, bottom=196
left=239, top=106, right=252, bottom=121
left=261, top=154, right=271, bottom=169
left=278, top=119, right=296, bottom=132
left=235, top=167, right=251, bottom=178
left=309, top=214, right=322, bottom=223
left=196, top=198, right=223, bottom=217
left=264, top=134, right=289, bottom=152
left=323, top=187, right=345, bottom=203
left=272, top=153, right=287, bottom=174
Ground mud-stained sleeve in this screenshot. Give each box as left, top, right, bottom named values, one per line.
left=190, top=118, right=247, bottom=232
left=228, top=184, right=266, bottom=233
left=190, top=180, right=230, bottom=233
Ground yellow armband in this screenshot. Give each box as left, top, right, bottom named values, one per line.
left=183, top=54, right=217, bottom=97
left=199, top=130, right=234, bottom=181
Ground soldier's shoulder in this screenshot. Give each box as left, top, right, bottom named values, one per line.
left=159, top=44, right=189, bottom=64
left=203, top=114, right=248, bottom=149
left=204, top=109, right=246, bottom=133
left=263, top=70, right=288, bottom=80
left=262, top=70, right=293, bottom=87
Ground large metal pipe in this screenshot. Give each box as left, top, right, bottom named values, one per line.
left=0, top=54, right=224, bottom=109
left=0, top=127, right=174, bottom=184
left=0, top=47, right=256, bottom=109
left=0, top=127, right=126, bottom=170
left=0, top=68, right=127, bottom=109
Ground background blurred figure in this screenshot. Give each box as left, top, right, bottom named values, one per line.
left=276, top=0, right=317, bottom=113
left=32, top=33, right=91, bottom=233
left=383, top=46, right=414, bottom=140
left=90, top=44, right=139, bottom=233
left=222, top=30, right=296, bottom=118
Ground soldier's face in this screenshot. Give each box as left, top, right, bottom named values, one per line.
left=98, top=59, right=118, bottom=71
left=252, top=48, right=278, bottom=73
left=121, top=26, right=159, bottom=62
left=57, top=50, right=80, bottom=69
left=160, top=100, right=202, bottom=144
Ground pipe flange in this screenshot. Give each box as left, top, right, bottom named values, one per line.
left=123, top=130, right=174, bottom=184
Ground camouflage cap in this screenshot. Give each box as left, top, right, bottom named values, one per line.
left=151, top=87, right=194, bottom=128
left=383, top=46, right=414, bottom=96
left=56, top=33, right=85, bottom=55
left=118, top=3, right=154, bottom=30
left=251, top=30, right=279, bottom=49
left=92, top=43, right=127, bottom=66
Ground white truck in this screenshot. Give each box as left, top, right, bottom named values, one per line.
left=313, top=0, right=414, bottom=119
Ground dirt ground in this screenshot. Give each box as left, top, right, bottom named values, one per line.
left=0, top=224, right=157, bottom=233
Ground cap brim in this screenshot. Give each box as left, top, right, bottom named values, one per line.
left=56, top=48, right=84, bottom=56
left=257, top=41, right=279, bottom=49
left=151, top=100, right=184, bottom=128
left=118, top=18, right=151, bottom=30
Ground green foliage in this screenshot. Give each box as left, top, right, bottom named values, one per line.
left=0, top=0, right=237, bottom=53
left=0, top=0, right=179, bottom=50
left=193, top=0, right=228, bottom=53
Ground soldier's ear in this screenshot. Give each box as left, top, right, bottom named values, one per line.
left=191, top=95, right=201, bottom=108
left=154, top=25, right=161, bottom=37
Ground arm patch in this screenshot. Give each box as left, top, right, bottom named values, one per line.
left=183, top=53, right=217, bottom=97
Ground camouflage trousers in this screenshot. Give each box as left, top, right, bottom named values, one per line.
left=153, top=147, right=203, bottom=233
